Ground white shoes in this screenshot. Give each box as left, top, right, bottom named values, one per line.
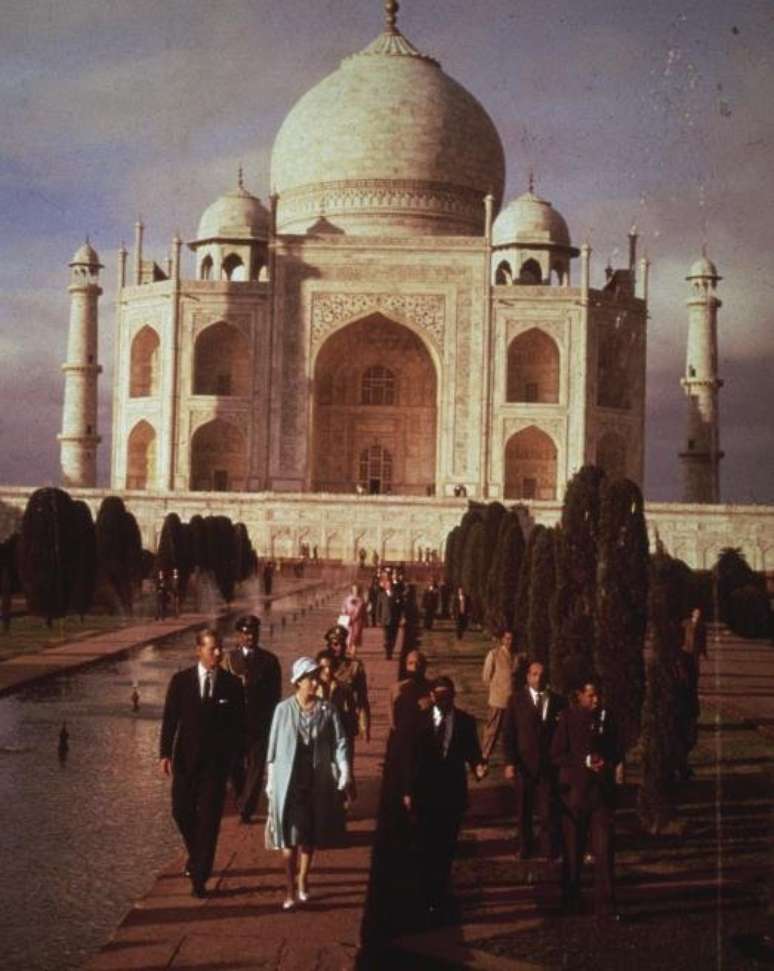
left=282, top=897, right=295, bottom=911
left=298, top=888, right=310, bottom=903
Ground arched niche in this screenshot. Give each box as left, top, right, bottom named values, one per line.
left=597, top=431, right=627, bottom=481
left=129, top=326, right=160, bottom=398
left=519, top=258, right=543, bottom=285
left=126, top=420, right=156, bottom=490
left=504, top=425, right=557, bottom=500
left=506, top=328, right=560, bottom=403
left=312, top=313, right=437, bottom=495
left=200, top=254, right=213, bottom=280
left=190, top=418, right=247, bottom=492
left=193, top=321, right=250, bottom=396
left=222, top=253, right=246, bottom=281
left=495, top=259, right=513, bottom=285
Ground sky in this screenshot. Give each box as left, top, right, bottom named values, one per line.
left=0, top=0, right=772, bottom=503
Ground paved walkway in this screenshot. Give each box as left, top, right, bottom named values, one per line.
left=83, top=618, right=774, bottom=971
left=698, top=623, right=774, bottom=736
left=86, top=591, right=395, bottom=971
left=0, top=577, right=326, bottom=698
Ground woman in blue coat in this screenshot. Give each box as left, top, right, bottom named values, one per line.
left=265, top=656, right=350, bottom=910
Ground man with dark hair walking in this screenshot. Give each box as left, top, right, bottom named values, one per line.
left=224, top=615, right=282, bottom=823
left=160, top=629, right=245, bottom=897
left=550, top=680, right=622, bottom=918
left=502, top=659, right=565, bottom=860
left=400, top=676, right=486, bottom=916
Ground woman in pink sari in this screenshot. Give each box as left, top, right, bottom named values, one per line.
left=342, top=584, right=367, bottom=656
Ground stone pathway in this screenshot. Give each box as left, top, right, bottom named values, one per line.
left=83, top=617, right=774, bottom=971
left=85, top=591, right=396, bottom=971
left=0, top=578, right=326, bottom=698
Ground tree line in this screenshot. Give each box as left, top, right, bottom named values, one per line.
left=443, top=464, right=772, bottom=830
left=0, top=488, right=258, bottom=628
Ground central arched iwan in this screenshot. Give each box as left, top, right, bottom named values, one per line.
left=312, top=313, right=437, bottom=495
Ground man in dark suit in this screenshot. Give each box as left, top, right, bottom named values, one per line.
left=160, top=628, right=245, bottom=897
left=401, top=676, right=486, bottom=914
left=376, top=577, right=402, bottom=660
left=223, top=615, right=282, bottom=823
left=550, top=680, right=623, bottom=918
left=421, top=582, right=439, bottom=630
left=502, top=660, right=565, bottom=860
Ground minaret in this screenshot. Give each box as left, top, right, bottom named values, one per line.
left=58, top=240, right=103, bottom=487
left=679, top=250, right=723, bottom=503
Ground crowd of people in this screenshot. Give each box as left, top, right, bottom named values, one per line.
left=158, top=583, right=709, bottom=924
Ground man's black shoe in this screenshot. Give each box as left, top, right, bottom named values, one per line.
left=240, top=813, right=252, bottom=825
left=191, top=882, right=207, bottom=898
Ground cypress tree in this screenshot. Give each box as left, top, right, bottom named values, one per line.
left=638, top=550, right=688, bottom=832
left=480, top=502, right=507, bottom=620
left=485, top=511, right=525, bottom=634
left=527, top=526, right=556, bottom=670
left=1, top=533, right=21, bottom=632
left=515, top=523, right=544, bottom=641
left=189, top=514, right=208, bottom=571
left=205, top=515, right=237, bottom=603
left=70, top=500, right=97, bottom=621
left=18, top=487, right=77, bottom=626
left=595, top=479, right=649, bottom=753
left=461, top=520, right=486, bottom=623
left=551, top=465, right=606, bottom=694
left=443, top=525, right=461, bottom=589
left=95, top=496, right=143, bottom=613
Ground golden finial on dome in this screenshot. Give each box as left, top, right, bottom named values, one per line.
left=385, top=0, right=399, bottom=33
left=528, top=168, right=535, bottom=194
left=237, top=164, right=244, bottom=190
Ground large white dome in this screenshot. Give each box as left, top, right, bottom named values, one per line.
left=271, top=18, right=505, bottom=237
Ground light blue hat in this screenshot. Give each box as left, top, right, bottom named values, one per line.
left=291, top=656, right=319, bottom=685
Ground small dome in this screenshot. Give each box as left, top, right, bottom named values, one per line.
left=70, top=240, right=100, bottom=265
left=492, top=191, right=571, bottom=248
left=687, top=254, right=719, bottom=279
left=196, top=184, right=270, bottom=242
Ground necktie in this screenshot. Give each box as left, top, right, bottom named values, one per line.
left=203, top=672, right=213, bottom=701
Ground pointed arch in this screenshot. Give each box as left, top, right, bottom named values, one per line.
left=126, top=420, right=157, bottom=490
left=506, top=328, right=560, bottom=403
left=504, top=425, right=557, bottom=500
left=129, top=326, right=160, bottom=398
left=199, top=254, right=213, bottom=281
left=193, top=321, right=250, bottom=396
left=221, top=253, right=245, bottom=281
left=519, top=258, right=542, bottom=284
left=190, top=418, right=247, bottom=492
left=495, top=259, right=513, bottom=285
left=312, top=313, right=437, bottom=495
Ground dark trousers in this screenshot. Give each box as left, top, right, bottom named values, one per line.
left=423, top=611, right=435, bottom=630
left=383, top=622, right=399, bottom=659
left=560, top=800, right=616, bottom=913
left=516, top=772, right=559, bottom=858
left=455, top=615, right=468, bottom=640
left=172, top=765, right=228, bottom=885
left=416, top=807, right=461, bottom=907
left=234, top=733, right=269, bottom=819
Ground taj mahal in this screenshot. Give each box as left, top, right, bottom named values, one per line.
left=12, top=0, right=770, bottom=569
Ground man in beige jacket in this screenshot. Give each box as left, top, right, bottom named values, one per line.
left=480, top=630, right=518, bottom=762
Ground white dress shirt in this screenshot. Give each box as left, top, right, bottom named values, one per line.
left=528, top=686, right=548, bottom=721
left=197, top=662, right=217, bottom=699
left=432, top=705, right=455, bottom=757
